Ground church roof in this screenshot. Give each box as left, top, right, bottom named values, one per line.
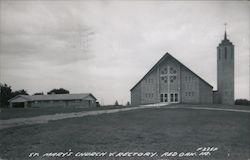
left=130, top=53, right=213, bottom=91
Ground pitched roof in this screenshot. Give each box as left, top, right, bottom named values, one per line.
left=130, top=52, right=213, bottom=91
left=8, top=93, right=97, bottom=102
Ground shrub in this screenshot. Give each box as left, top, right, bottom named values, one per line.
left=235, top=99, right=250, bottom=106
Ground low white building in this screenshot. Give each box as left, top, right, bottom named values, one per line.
left=8, top=93, right=97, bottom=108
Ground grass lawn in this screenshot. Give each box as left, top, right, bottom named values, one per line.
left=0, top=105, right=127, bottom=120
left=0, top=104, right=249, bottom=160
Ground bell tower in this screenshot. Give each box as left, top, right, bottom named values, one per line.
left=217, top=24, right=234, bottom=105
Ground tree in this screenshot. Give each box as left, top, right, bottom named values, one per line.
left=33, top=92, right=44, bottom=95
left=47, top=88, right=69, bottom=94
left=0, top=84, right=29, bottom=108
left=114, top=100, right=119, bottom=106
left=235, top=99, right=250, bottom=106
left=11, top=89, right=28, bottom=97
left=0, top=83, right=12, bottom=107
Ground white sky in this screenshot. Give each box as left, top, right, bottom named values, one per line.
left=0, top=1, right=249, bottom=105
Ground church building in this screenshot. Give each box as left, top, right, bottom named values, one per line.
left=130, top=31, right=234, bottom=105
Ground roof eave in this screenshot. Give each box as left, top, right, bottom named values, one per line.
left=8, top=95, right=30, bottom=102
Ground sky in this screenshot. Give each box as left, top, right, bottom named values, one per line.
left=0, top=0, right=249, bottom=105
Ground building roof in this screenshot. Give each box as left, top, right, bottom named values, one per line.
left=130, top=52, right=213, bottom=91
left=8, top=93, right=97, bottom=102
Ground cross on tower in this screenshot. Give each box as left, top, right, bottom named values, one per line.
left=224, top=23, right=228, bottom=39
left=224, top=22, right=228, bottom=32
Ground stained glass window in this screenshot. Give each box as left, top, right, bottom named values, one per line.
left=170, top=67, right=174, bottom=74
left=161, top=76, right=168, bottom=83
left=170, top=76, right=176, bottom=83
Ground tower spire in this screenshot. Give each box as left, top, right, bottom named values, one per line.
left=224, top=22, right=228, bottom=39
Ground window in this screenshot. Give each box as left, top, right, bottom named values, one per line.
left=161, top=76, right=168, bottom=83
left=170, top=67, right=177, bottom=74
left=145, top=78, right=153, bottom=84
left=170, top=76, right=176, bottom=83
left=170, top=67, right=173, bottom=74
left=165, top=94, right=168, bottom=102
left=170, top=94, right=174, bottom=102
left=147, top=93, right=152, bottom=98
left=165, top=79, right=168, bottom=83
left=160, top=94, right=164, bottom=102
left=175, top=93, right=178, bottom=102
left=161, top=68, right=167, bottom=74
left=164, top=67, right=167, bottom=73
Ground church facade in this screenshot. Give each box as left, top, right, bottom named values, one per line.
left=130, top=31, right=234, bottom=105
left=130, top=53, right=213, bottom=105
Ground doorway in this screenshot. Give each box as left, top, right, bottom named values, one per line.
left=160, top=93, right=179, bottom=103
left=160, top=93, right=168, bottom=102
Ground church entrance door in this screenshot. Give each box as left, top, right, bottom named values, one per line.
left=160, top=93, right=179, bottom=103
left=160, top=65, right=180, bottom=104
left=160, top=93, right=168, bottom=103
left=169, top=93, right=179, bottom=103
